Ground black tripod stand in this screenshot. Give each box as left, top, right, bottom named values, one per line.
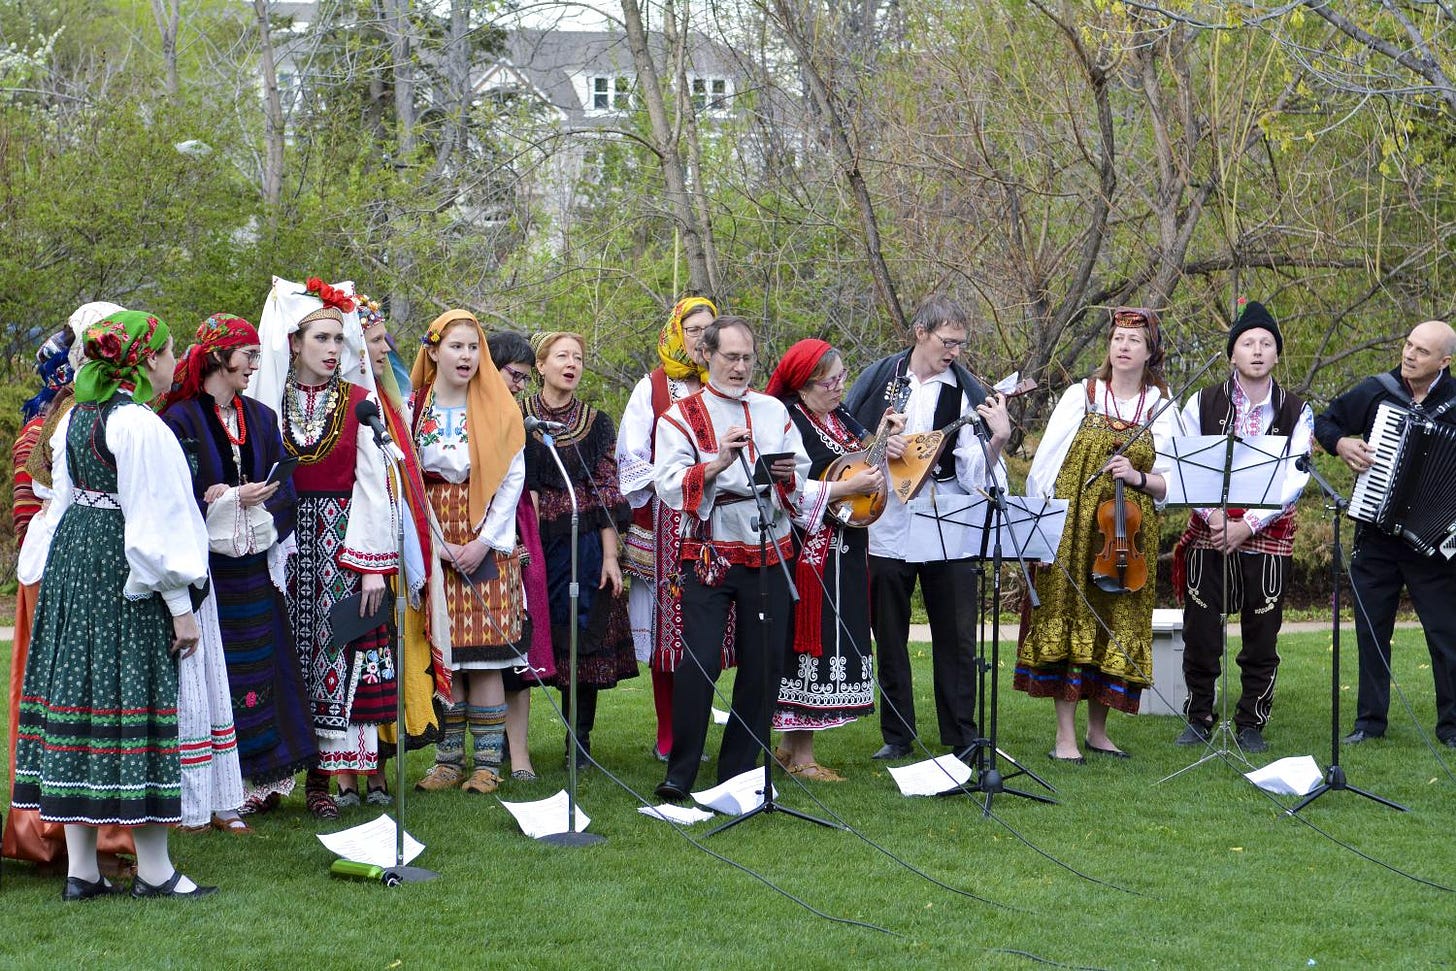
left=1288, top=454, right=1405, bottom=814
left=708, top=450, right=841, bottom=836
left=957, top=486, right=1056, bottom=813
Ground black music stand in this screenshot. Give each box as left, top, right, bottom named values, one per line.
left=1287, top=454, right=1406, bottom=814
left=1157, top=432, right=1297, bottom=784
left=906, top=490, right=1067, bottom=811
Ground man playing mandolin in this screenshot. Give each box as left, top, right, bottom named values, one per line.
left=845, top=295, right=1010, bottom=762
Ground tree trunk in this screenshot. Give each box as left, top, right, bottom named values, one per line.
left=253, top=0, right=285, bottom=215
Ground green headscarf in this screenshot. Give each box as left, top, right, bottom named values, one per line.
left=74, top=310, right=172, bottom=404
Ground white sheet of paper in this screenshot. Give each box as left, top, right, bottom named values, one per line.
left=888, top=754, right=973, bottom=796
left=1244, top=755, right=1324, bottom=796
left=1162, top=434, right=1297, bottom=509
left=692, top=768, right=775, bottom=815
left=992, top=372, right=1021, bottom=395
left=905, top=493, right=1068, bottom=562
left=637, top=803, right=718, bottom=825
left=316, top=813, right=424, bottom=867
left=500, top=790, right=591, bottom=838
left=711, top=706, right=730, bottom=725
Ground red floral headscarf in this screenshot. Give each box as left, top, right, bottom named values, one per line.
left=764, top=338, right=833, bottom=400
left=163, top=313, right=261, bottom=410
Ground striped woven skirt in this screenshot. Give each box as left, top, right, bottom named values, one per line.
left=428, top=479, right=525, bottom=669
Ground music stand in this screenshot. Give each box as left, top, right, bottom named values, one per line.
left=906, top=491, right=1068, bottom=811
left=1158, top=433, right=1297, bottom=784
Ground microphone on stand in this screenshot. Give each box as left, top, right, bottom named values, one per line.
left=525, top=416, right=567, bottom=434
left=355, top=399, right=392, bottom=445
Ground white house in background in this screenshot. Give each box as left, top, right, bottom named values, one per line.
left=471, top=28, right=741, bottom=248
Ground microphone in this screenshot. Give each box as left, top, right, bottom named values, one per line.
left=525, top=416, right=567, bottom=434
left=355, top=399, right=392, bottom=445
left=1295, top=454, right=1311, bottom=473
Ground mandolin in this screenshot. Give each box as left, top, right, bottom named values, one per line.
left=887, top=377, right=1038, bottom=504
left=821, top=378, right=912, bottom=527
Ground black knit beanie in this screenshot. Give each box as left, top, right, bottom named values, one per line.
left=1226, top=300, right=1282, bottom=357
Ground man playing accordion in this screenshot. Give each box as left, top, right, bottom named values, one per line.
left=1315, top=319, right=1456, bottom=747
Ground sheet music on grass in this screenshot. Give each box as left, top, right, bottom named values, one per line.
left=317, top=813, right=424, bottom=867
left=905, top=492, right=1068, bottom=563
left=888, top=754, right=973, bottom=796
left=1161, top=434, right=1297, bottom=509
left=499, top=790, right=591, bottom=839
left=691, top=768, right=775, bottom=816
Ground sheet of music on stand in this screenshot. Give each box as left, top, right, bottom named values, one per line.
left=1161, top=434, right=1296, bottom=509
left=904, top=491, right=1069, bottom=563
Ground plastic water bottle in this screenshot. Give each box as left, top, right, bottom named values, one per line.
left=330, top=859, right=401, bottom=887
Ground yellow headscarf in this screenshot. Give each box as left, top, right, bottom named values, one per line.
left=657, top=296, right=717, bottom=382
left=411, top=310, right=525, bottom=529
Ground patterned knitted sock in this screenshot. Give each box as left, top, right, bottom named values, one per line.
left=436, top=701, right=466, bottom=769
left=468, top=703, right=507, bottom=771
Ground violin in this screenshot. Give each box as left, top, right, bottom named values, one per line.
left=1091, top=475, right=1146, bottom=594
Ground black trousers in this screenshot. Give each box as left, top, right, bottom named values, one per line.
left=1349, top=530, right=1456, bottom=739
left=664, top=562, right=790, bottom=791
left=1181, top=547, right=1289, bottom=731
left=868, top=555, right=979, bottom=749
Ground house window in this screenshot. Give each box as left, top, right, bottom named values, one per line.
left=690, top=77, right=729, bottom=113
left=590, top=75, right=634, bottom=111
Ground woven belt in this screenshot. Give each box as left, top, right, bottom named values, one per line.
left=73, top=488, right=122, bottom=509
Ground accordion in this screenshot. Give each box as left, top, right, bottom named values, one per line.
left=1349, top=401, right=1456, bottom=558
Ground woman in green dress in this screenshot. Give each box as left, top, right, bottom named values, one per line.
left=1013, top=309, right=1174, bottom=763
left=12, top=310, right=218, bottom=900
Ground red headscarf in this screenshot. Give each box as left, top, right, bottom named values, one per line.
left=163, top=314, right=261, bottom=410
left=765, top=338, right=833, bottom=400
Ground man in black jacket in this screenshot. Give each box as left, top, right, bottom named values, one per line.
left=1314, top=319, right=1456, bottom=746
left=844, top=295, right=1009, bottom=761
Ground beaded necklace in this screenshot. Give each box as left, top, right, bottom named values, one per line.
left=285, top=375, right=340, bottom=447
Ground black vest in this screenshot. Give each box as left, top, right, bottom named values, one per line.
left=1196, top=377, right=1304, bottom=437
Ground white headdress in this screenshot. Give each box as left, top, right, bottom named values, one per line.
left=66, top=301, right=126, bottom=372
left=246, top=275, right=376, bottom=416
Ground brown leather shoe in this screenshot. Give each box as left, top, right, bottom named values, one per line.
left=415, top=763, right=465, bottom=792
left=461, top=768, right=500, bottom=794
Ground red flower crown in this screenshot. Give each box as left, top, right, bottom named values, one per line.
left=304, top=276, right=356, bottom=314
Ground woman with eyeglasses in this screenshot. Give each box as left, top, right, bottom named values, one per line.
left=526, top=331, right=636, bottom=769
left=1013, top=308, right=1174, bottom=763
left=487, top=329, right=556, bottom=782
left=616, top=297, right=737, bottom=763
left=161, top=314, right=315, bottom=827
left=765, top=340, right=900, bottom=781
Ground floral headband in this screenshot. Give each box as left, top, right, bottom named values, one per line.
left=304, top=276, right=355, bottom=314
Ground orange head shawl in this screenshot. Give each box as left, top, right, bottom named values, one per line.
left=410, top=310, right=525, bottom=528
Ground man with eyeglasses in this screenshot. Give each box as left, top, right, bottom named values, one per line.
left=845, top=295, right=1010, bottom=762
left=650, top=315, right=827, bottom=801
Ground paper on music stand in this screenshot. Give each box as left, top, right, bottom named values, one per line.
left=905, top=493, right=1068, bottom=563
left=992, top=372, right=1022, bottom=395
left=711, top=706, right=730, bottom=725
left=499, top=790, right=591, bottom=838
left=887, top=754, right=973, bottom=796
left=316, top=813, right=424, bottom=867
left=691, top=768, right=776, bottom=815
left=1162, top=434, right=1298, bottom=509
left=637, top=803, right=717, bottom=825
left=1243, top=756, right=1323, bottom=796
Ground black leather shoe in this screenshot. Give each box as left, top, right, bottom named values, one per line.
left=1235, top=727, right=1269, bottom=753
left=1342, top=729, right=1382, bottom=745
left=130, top=872, right=218, bottom=899
left=1175, top=723, right=1211, bottom=746
left=871, top=743, right=912, bottom=760
left=1440, top=735, right=1456, bottom=749
left=654, top=781, right=690, bottom=803
left=61, top=876, right=123, bottom=902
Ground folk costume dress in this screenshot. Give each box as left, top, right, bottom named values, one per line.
left=409, top=310, right=527, bottom=785
left=248, top=276, right=399, bottom=779
left=617, top=298, right=736, bottom=674
left=524, top=392, right=638, bottom=694
left=1013, top=378, right=1175, bottom=712
left=768, top=353, right=875, bottom=733
left=14, top=311, right=210, bottom=828
left=160, top=315, right=318, bottom=800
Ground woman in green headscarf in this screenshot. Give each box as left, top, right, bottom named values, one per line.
left=13, top=310, right=220, bottom=899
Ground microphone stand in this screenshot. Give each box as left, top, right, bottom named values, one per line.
left=535, top=428, right=606, bottom=846
left=1287, top=454, right=1405, bottom=814
left=360, top=412, right=439, bottom=884
left=707, top=448, right=840, bottom=836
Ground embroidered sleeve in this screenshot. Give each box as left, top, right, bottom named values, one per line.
left=476, top=447, right=523, bottom=552
left=617, top=376, right=657, bottom=508
left=340, top=411, right=400, bottom=574
left=655, top=410, right=716, bottom=519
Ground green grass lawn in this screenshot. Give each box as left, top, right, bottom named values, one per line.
left=4, top=630, right=1456, bottom=969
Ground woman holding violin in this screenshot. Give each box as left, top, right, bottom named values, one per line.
left=1013, top=308, right=1174, bottom=763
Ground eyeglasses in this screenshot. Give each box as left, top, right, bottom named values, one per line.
left=813, top=371, right=847, bottom=391
left=503, top=365, right=531, bottom=386
left=682, top=325, right=706, bottom=339
left=242, top=350, right=262, bottom=365
left=713, top=351, right=755, bottom=366
left=934, top=335, right=967, bottom=352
